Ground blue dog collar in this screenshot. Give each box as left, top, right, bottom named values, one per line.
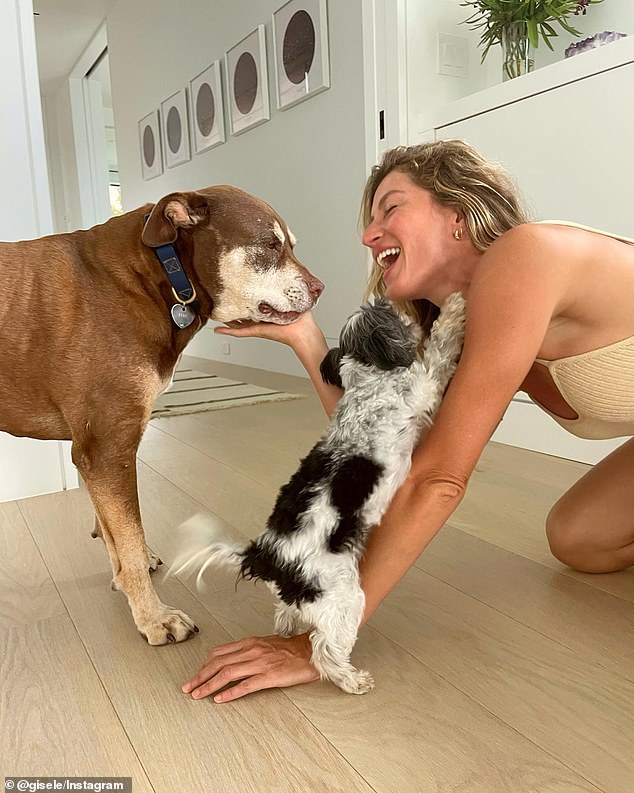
left=144, top=213, right=199, bottom=328
left=154, top=242, right=197, bottom=305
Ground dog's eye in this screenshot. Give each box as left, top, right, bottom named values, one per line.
left=267, top=238, right=282, bottom=251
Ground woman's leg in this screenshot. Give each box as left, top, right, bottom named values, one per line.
left=545, top=437, right=634, bottom=573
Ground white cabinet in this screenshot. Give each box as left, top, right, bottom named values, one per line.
left=436, top=61, right=634, bottom=239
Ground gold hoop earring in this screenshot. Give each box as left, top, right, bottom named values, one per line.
left=454, top=228, right=463, bottom=240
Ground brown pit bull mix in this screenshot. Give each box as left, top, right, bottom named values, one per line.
left=0, top=186, right=324, bottom=644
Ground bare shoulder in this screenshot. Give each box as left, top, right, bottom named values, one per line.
left=468, top=223, right=574, bottom=320
left=474, top=222, right=567, bottom=280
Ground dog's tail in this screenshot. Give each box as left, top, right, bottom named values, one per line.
left=166, top=513, right=246, bottom=591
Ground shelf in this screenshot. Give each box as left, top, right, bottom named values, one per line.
left=425, top=34, right=634, bottom=132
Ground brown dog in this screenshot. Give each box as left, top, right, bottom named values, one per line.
left=0, top=186, right=323, bottom=644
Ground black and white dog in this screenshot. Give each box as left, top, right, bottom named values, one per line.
left=172, top=293, right=465, bottom=694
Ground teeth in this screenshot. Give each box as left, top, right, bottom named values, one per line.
left=377, top=247, right=401, bottom=268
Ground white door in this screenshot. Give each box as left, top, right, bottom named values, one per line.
left=362, top=0, right=408, bottom=172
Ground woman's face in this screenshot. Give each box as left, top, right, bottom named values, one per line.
left=362, top=170, right=461, bottom=302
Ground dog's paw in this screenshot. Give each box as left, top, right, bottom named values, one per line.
left=337, top=668, right=375, bottom=695
left=147, top=547, right=163, bottom=572
left=138, top=606, right=199, bottom=645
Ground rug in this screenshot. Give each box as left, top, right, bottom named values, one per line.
left=151, top=367, right=305, bottom=418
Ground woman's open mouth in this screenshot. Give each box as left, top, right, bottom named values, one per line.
left=377, top=247, right=401, bottom=278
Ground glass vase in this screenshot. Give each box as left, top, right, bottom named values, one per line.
left=501, top=22, right=534, bottom=81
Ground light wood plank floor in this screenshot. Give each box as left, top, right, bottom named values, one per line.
left=2, top=354, right=633, bottom=793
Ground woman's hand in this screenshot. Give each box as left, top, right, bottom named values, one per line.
left=181, top=632, right=319, bottom=703
left=215, top=310, right=321, bottom=352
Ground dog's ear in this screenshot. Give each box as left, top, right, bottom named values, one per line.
left=347, top=303, right=417, bottom=371
left=320, top=347, right=344, bottom=388
left=142, top=192, right=209, bottom=247
left=366, top=326, right=417, bottom=370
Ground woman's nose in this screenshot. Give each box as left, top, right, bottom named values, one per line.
left=362, top=221, right=381, bottom=248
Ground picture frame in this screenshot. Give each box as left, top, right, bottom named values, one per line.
left=138, top=110, right=163, bottom=180
left=189, top=61, right=226, bottom=153
left=160, top=89, right=191, bottom=168
left=273, top=0, right=330, bottom=111
left=225, top=25, right=270, bottom=135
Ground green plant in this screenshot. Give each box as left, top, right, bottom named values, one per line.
left=461, top=0, right=604, bottom=62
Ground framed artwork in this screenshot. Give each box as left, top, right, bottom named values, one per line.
left=160, top=89, right=191, bottom=168
left=189, top=61, right=225, bottom=153
left=138, top=110, right=163, bottom=180
left=225, top=25, right=270, bottom=135
left=273, top=0, right=330, bottom=110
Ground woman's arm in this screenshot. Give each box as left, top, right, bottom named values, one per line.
left=215, top=311, right=343, bottom=417
left=360, top=223, right=576, bottom=620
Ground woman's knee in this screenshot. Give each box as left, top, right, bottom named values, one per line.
left=545, top=499, right=633, bottom=573
left=544, top=499, right=604, bottom=571
left=545, top=500, right=579, bottom=565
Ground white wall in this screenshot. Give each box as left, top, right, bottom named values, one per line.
left=406, top=0, right=633, bottom=139
left=0, top=0, right=76, bottom=501
left=1, top=0, right=53, bottom=240
left=529, top=1, right=633, bottom=68
left=106, top=0, right=368, bottom=375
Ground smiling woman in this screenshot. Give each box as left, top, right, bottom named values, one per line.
left=361, top=140, right=528, bottom=334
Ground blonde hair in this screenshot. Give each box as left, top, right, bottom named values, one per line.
left=361, top=140, right=529, bottom=334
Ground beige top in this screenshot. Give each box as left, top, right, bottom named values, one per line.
left=531, top=221, right=634, bottom=440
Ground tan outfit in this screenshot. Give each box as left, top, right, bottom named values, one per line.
left=532, top=222, right=634, bottom=440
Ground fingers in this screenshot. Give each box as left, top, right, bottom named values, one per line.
left=214, top=325, right=255, bottom=337
left=181, top=642, right=258, bottom=693
left=186, top=659, right=270, bottom=702
left=181, top=633, right=319, bottom=703
left=213, top=673, right=276, bottom=703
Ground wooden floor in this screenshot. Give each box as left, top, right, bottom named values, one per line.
left=2, top=354, right=633, bottom=793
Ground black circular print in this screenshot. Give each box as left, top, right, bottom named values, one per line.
left=166, top=106, right=182, bottom=153
left=196, top=82, right=215, bottom=136
left=234, top=52, right=258, bottom=115
left=142, top=125, right=155, bottom=167
left=283, top=10, right=315, bottom=84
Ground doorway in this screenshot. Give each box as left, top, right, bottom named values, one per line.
left=84, top=49, right=121, bottom=220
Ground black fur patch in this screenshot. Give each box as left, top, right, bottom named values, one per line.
left=328, top=456, right=383, bottom=553
left=240, top=541, right=321, bottom=606
left=266, top=445, right=334, bottom=535
left=340, top=300, right=417, bottom=371
left=320, top=347, right=343, bottom=388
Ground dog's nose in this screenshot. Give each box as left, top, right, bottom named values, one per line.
left=307, top=278, right=324, bottom=301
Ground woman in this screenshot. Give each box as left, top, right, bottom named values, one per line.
left=182, top=140, right=634, bottom=702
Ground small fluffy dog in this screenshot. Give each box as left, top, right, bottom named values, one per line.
left=172, top=293, right=465, bottom=693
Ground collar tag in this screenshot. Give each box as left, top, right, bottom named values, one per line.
left=170, top=303, right=196, bottom=328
